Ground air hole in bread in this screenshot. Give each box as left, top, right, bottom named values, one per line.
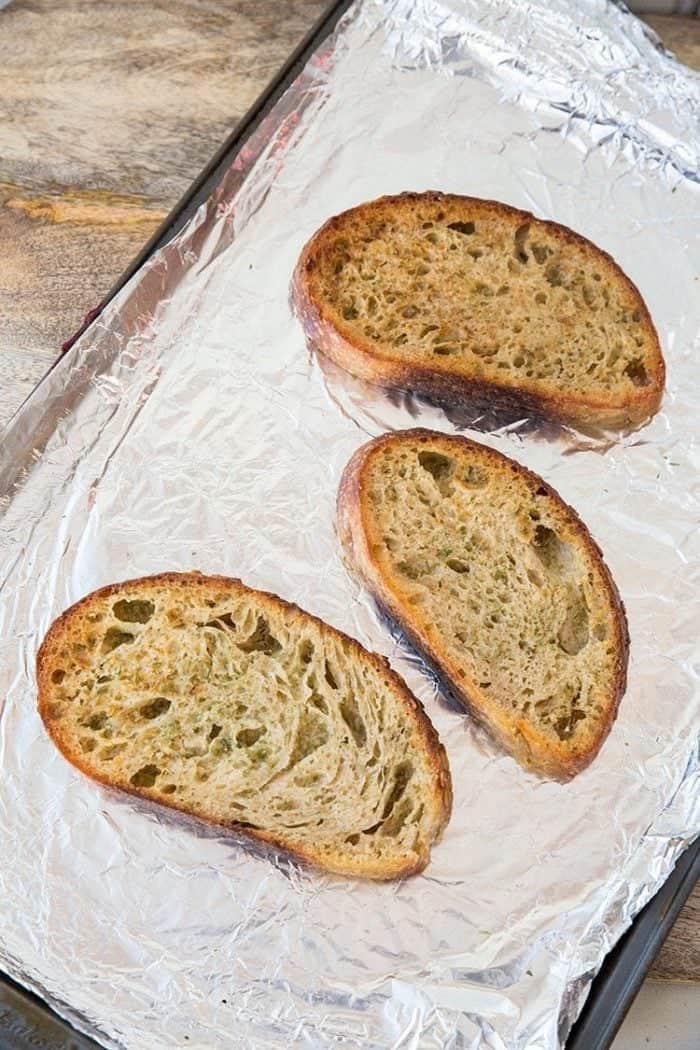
left=205, top=612, right=235, bottom=631
left=554, top=707, right=587, bottom=741
left=238, top=615, right=281, bottom=655
left=531, top=242, right=551, bottom=264
left=101, top=627, right=134, bottom=655
left=624, top=358, right=648, bottom=386
left=162, top=784, right=177, bottom=794
left=324, top=660, right=338, bottom=689
left=83, top=712, right=107, bottom=730
left=291, top=713, right=328, bottom=764
left=130, top=764, right=160, bottom=787
left=51, top=668, right=66, bottom=684
left=396, top=557, right=427, bottom=580
left=545, top=263, right=564, bottom=287
left=362, top=820, right=382, bottom=835
left=418, top=450, right=455, bottom=495
left=382, top=797, right=413, bottom=837
left=582, top=284, right=596, bottom=308
left=513, top=223, right=530, bottom=264
left=112, top=599, right=154, bottom=624
left=80, top=737, right=96, bottom=753
left=139, top=697, right=171, bottom=720
left=382, top=761, right=413, bottom=819
left=446, top=557, right=469, bottom=574
left=339, top=696, right=367, bottom=747
left=532, top=526, right=573, bottom=574
left=211, top=736, right=232, bottom=756
left=310, top=693, right=329, bottom=714
left=299, top=639, right=314, bottom=664
left=236, top=726, right=265, bottom=748
left=558, top=592, right=590, bottom=655
left=208, top=723, right=222, bottom=742
left=448, top=220, right=475, bottom=235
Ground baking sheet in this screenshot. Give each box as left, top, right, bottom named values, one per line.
left=0, top=1, right=699, bottom=1047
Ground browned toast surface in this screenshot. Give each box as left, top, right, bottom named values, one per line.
left=37, top=572, right=452, bottom=879
left=337, top=430, right=629, bottom=779
left=294, top=192, right=664, bottom=428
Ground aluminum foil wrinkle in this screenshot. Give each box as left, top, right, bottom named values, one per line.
left=0, top=1, right=699, bottom=1047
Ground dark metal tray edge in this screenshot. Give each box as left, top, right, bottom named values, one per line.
left=1, top=0, right=697, bottom=1046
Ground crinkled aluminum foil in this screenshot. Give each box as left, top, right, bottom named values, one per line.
left=0, top=1, right=699, bottom=1047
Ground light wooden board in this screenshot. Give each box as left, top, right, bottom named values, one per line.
left=0, top=0, right=326, bottom=424
left=0, top=0, right=697, bottom=982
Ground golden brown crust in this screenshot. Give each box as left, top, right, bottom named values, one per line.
left=37, top=571, right=452, bottom=880
left=336, top=429, right=629, bottom=781
left=293, top=191, right=665, bottom=430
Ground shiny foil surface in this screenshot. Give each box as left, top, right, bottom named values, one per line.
left=1, top=1, right=699, bottom=1047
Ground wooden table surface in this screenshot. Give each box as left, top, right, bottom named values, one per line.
left=0, top=0, right=698, bottom=984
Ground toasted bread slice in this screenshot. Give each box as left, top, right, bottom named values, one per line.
left=337, top=430, right=629, bottom=780
left=293, top=192, right=664, bottom=428
left=37, top=573, right=452, bottom=879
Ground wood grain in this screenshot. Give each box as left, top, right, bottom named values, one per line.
left=646, top=13, right=700, bottom=70
left=0, top=0, right=326, bottom=426
left=0, top=0, right=697, bottom=981
left=650, top=880, right=700, bottom=981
